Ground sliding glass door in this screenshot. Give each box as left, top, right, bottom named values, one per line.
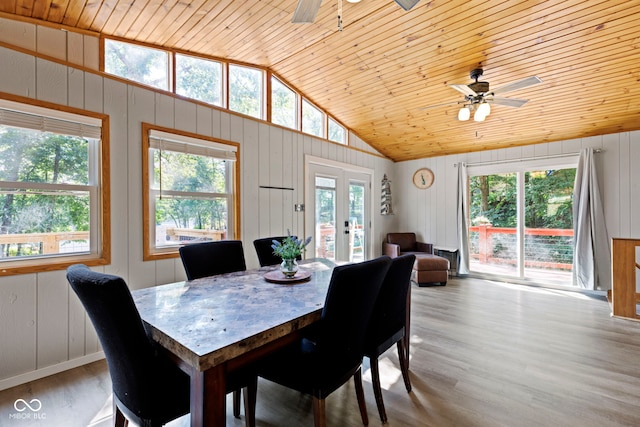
left=468, top=162, right=576, bottom=286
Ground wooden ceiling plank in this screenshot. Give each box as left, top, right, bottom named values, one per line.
left=46, top=0, right=71, bottom=23
left=102, top=0, right=151, bottom=37
left=60, top=0, right=87, bottom=27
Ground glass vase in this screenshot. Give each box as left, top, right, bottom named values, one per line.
left=280, top=258, right=299, bottom=278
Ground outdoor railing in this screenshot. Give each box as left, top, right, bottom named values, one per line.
left=0, top=231, right=89, bottom=256
left=469, top=225, right=574, bottom=270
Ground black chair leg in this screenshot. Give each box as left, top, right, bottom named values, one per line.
left=369, top=358, right=387, bottom=423
left=354, top=367, right=369, bottom=425
left=397, top=340, right=412, bottom=393
left=233, top=390, right=241, bottom=418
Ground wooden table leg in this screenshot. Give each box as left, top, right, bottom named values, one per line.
left=190, top=365, right=226, bottom=427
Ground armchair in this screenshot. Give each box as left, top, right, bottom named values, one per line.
left=383, top=233, right=449, bottom=286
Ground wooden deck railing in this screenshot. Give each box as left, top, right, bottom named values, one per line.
left=165, top=227, right=226, bottom=242
left=0, top=231, right=89, bottom=255
left=470, top=225, right=574, bottom=270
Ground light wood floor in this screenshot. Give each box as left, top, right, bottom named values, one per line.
left=2, top=276, right=640, bottom=427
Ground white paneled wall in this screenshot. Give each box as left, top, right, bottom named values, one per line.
left=395, top=132, right=640, bottom=252
left=0, top=21, right=394, bottom=389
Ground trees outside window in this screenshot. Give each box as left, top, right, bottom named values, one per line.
left=0, top=97, right=109, bottom=273
left=104, top=39, right=170, bottom=91
left=176, top=54, right=223, bottom=107
left=229, top=64, right=263, bottom=119
left=328, top=118, right=346, bottom=144
left=302, top=99, right=324, bottom=138
left=143, top=125, right=239, bottom=260
left=271, top=77, right=297, bottom=129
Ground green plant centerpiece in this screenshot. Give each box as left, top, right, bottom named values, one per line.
left=271, top=232, right=312, bottom=278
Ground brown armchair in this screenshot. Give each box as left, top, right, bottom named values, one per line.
left=383, top=233, right=449, bottom=286
left=383, top=232, right=433, bottom=257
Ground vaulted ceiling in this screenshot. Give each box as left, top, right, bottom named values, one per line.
left=2, top=0, right=639, bottom=162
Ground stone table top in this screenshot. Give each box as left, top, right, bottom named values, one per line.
left=132, top=259, right=336, bottom=371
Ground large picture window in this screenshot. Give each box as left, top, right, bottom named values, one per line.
left=0, top=96, right=109, bottom=274
left=142, top=124, right=239, bottom=260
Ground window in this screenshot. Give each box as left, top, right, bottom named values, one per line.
left=0, top=96, right=109, bottom=274
left=142, top=124, right=239, bottom=260
left=468, top=158, right=577, bottom=286
left=176, top=54, right=223, bottom=107
left=271, top=77, right=297, bottom=129
left=328, top=118, right=346, bottom=144
left=104, top=39, right=170, bottom=91
left=229, top=64, right=263, bottom=119
left=302, top=99, right=324, bottom=137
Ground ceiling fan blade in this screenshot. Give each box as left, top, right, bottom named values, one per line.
left=395, top=0, right=420, bottom=11
left=449, top=84, right=477, bottom=97
left=292, top=0, right=323, bottom=23
left=488, top=97, right=529, bottom=108
left=490, top=76, right=542, bottom=95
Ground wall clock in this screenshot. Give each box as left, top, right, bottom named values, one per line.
left=413, top=168, right=434, bottom=189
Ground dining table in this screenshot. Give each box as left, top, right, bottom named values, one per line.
left=131, top=258, right=337, bottom=427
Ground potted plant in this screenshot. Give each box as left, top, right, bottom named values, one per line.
left=271, top=232, right=312, bottom=278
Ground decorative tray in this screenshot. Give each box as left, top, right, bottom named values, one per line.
left=263, top=270, right=311, bottom=284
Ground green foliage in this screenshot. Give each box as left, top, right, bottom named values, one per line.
left=271, top=232, right=312, bottom=259
left=176, top=54, right=222, bottom=106
left=229, top=65, right=262, bottom=118
left=470, top=168, right=575, bottom=229
left=271, top=78, right=296, bottom=128
left=104, top=39, right=169, bottom=90
left=153, top=149, right=229, bottom=231
left=0, top=127, right=90, bottom=236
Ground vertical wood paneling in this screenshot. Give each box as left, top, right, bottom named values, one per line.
left=66, top=31, right=84, bottom=66
left=36, top=25, right=66, bottom=60
left=196, top=104, right=212, bottom=137
left=242, top=118, right=260, bottom=249
left=174, top=98, right=196, bottom=132
left=0, top=17, right=36, bottom=50
left=0, top=274, right=37, bottom=378
left=67, top=285, right=86, bottom=360
left=67, top=68, right=84, bottom=108
left=629, top=131, right=640, bottom=237
left=36, top=59, right=67, bottom=103
left=83, top=35, right=99, bottom=71
left=0, top=47, right=36, bottom=96
left=36, top=271, right=69, bottom=368
left=127, top=86, right=156, bottom=289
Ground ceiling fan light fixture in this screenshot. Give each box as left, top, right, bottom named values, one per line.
left=458, top=106, right=471, bottom=121
left=474, top=109, right=487, bottom=122
left=477, top=102, right=491, bottom=117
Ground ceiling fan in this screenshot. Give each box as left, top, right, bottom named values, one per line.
left=424, top=68, right=542, bottom=121
left=292, top=0, right=420, bottom=24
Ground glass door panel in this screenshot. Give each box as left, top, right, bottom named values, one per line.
left=469, top=173, right=519, bottom=277
left=315, top=176, right=336, bottom=260
left=348, top=182, right=365, bottom=262
left=523, top=169, right=575, bottom=285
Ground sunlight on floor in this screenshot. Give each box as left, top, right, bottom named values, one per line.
left=488, top=279, right=597, bottom=300
left=87, top=395, right=113, bottom=427
left=363, top=356, right=406, bottom=391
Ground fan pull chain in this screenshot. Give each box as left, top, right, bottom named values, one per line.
left=338, top=0, right=343, bottom=31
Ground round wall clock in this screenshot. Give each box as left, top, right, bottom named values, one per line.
left=413, top=168, right=434, bottom=189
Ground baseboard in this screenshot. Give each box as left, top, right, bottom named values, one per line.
left=0, top=352, right=105, bottom=392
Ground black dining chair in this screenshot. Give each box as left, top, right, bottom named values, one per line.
left=256, top=256, right=392, bottom=427
left=179, top=240, right=247, bottom=280
left=178, top=239, right=252, bottom=419
left=364, top=253, right=416, bottom=423
left=66, top=264, right=256, bottom=427
left=253, top=236, right=302, bottom=267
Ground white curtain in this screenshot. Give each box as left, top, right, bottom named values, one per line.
left=573, top=148, right=611, bottom=290
left=457, top=162, right=470, bottom=275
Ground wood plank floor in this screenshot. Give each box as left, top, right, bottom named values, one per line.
left=1, top=276, right=640, bottom=426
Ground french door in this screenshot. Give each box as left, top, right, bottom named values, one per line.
left=305, top=160, right=371, bottom=263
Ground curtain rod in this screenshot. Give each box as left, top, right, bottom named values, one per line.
left=455, top=148, right=602, bottom=168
